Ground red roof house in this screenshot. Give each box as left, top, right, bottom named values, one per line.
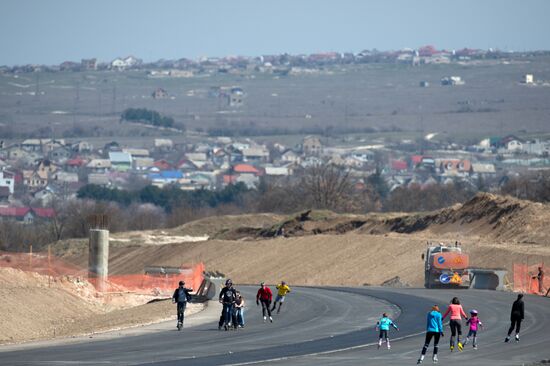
left=391, top=160, right=408, bottom=171
left=233, top=164, right=262, bottom=176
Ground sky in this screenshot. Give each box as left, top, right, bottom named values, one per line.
left=1, top=0, right=550, bottom=66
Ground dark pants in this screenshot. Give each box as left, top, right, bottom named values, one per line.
left=421, top=332, right=441, bottom=355
left=222, top=303, right=234, bottom=326
left=508, top=317, right=522, bottom=335
left=379, top=329, right=388, bottom=340
left=260, top=299, right=272, bottom=317
left=177, top=302, right=187, bottom=323
left=449, top=319, right=462, bottom=346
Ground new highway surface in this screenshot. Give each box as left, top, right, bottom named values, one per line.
left=1, top=287, right=549, bottom=366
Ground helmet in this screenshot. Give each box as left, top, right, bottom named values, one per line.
left=281, top=281, right=286, bottom=285
left=260, top=282, right=265, bottom=286
left=470, top=309, right=478, bottom=315
left=178, top=280, right=185, bottom=286
left=225, top=279, right=233, bottom=286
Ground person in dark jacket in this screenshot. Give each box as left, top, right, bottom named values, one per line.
left=218, top=279, right=237, bottom=330
left=505, top=294, right=525, bottom=342
left=172, top=280, right=193, bottom=330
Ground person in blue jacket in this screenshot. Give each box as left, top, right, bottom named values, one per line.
left=417, top=305, right=444, bottom=364
left=376, top=313, right=399, bottom=349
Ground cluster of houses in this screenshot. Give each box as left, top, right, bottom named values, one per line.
left=2, top=46, right=537, bottom=76
left=1, top=133, right=549, bottom=223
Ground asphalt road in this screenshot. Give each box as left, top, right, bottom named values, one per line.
left=1, top=287, right=549, bottom=366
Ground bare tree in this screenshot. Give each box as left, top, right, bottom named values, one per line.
left=300, top=164, right=356, bottom=212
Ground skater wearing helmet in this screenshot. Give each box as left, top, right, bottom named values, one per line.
left=271, top=281, right=291, bottom=314
left=417, top=305, right=444, bottom=364
left=172, top=280, right=193, bottom=330
left=505, top=294, right=525, bottom=342
left=442, top=297, right=468, bottom=351
left=256, top=282, right=273, bottom=323
left=376, top=313, right=399, bottom=350
left=463, top=310, right=483, bottom=349
left=218, top=279, right=237, bottom=330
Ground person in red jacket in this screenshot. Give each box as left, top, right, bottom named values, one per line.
left=256, top=282, right=273, bottom=323
left=442, top=297, right=468, bottom=351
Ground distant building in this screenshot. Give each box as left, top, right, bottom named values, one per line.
left=152, top=88, right=168, bottom=99
left=0, top=170, right=15, bottom=194
left=81, top=58, right=97, bottom=70
left=523, top=74, right=534, bottom=84
left=441, top=76, right=464, bottom=86
left=229, top=87, right=244, bottom=107
left=0, top=207, right=56, bottom=224
left=154, top=139, right=173, bottom=151
left=109, top=152, right=133, bottom=171
left=302, top=136, right=323, bottom=156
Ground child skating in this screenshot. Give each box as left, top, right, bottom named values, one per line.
left=463, top=309, right=483, bottom=349
left=376, top=313, right=399, bottom=349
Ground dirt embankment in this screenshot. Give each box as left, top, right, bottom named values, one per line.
left=214, top=193, right=550, bottom=245
left=0, top=268, right=203, bottom=345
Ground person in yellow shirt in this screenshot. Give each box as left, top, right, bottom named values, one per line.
left=271, top=281, right=291, bottom=314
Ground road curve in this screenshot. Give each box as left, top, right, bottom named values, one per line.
left=0, top=287, right=549, bottom=366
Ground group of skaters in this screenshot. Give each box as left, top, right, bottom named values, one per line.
left=377, top=294, right=525, bottom=364
left=217, top=279, right=291, bottom=330
left=174, top=280, right=527, bottom=364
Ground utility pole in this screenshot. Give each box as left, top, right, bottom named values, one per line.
left=111, top=85, right=117, bottom=115
left=34, top=72, right=40, bottom=101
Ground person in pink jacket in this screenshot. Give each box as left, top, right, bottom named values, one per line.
left=442, top=297, right=468, bottom=351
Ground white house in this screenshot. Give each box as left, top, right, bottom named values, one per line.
left=506, top=140, right=523, bottom=152
left=0, top=170, right=15, bottom=194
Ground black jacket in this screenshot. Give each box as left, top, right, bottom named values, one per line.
left=219, top=287, right=237, bottom=304
left=173, top=287, right=192, bottom=303
left=510, top=299, right=524, bottom=320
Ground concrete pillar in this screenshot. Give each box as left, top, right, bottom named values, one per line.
left=88, top=229, right=109, bottom=292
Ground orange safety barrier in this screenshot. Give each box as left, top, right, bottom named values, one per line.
left=0, top=250, right=204, bottom=296
left=513, top=263, right=549, bottom=295
left=0, top=250, right=86, bottom=277
left=107, top=263, right=205, bottom=295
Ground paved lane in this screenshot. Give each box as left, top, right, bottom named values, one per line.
left=0, top=286, right=394, bottom=366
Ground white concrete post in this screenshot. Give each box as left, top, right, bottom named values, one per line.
left=88, top=229, right=109, bottom=292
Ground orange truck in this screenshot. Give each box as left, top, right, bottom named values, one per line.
left=423, top=244, right=470, bottom=289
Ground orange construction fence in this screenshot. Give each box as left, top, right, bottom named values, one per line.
left=513, top=263, right=549, bottom=295
left=0, top=250, right=204, bottom=296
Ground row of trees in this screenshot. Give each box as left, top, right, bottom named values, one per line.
left=121, top=108, right=181, bottom=130
left=77, top=183, right=250, bottom=212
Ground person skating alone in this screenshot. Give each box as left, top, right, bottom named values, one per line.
left=172, top=280, right=192, bottom=330
left=505, top=294, right=525, bottom=342
left=442, top=297, right=468, bottom=351
left=463, top=310, right=483, bottom=349
left=271, top=281, right=291, bottom=314
left=417, top=305, right=444, bottom=364
left=376, top=313, right=399, bottom=350
left=218, top=279, right=237, bottom=331
left=256, top=282, right=273, bottom=323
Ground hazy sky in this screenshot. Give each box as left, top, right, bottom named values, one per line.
left=2, top=0, right=550, bottom=65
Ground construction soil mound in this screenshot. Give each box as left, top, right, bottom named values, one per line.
left=379, top=193, right=550, bottom=244
left=214, top=193, right=550, bottom=245
left=0, top=268, right=202, bottom=345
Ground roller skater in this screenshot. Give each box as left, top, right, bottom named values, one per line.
left=376, top=313, right=399, bottom=350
